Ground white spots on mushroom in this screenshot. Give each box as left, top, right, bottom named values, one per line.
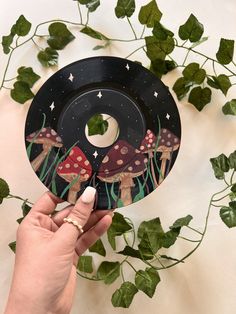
left=149, top=133, right=153, bottom=138
left=84, top=160, right=89, bottom=166
left=58, top=166, right=63, bottom=170
left=114, top=145, right=119, bottom=150
left=161, top=139, right=165, bottom=143
left=51, top=129, right=56, bottom=136
left=174, top=137, right=178, bottom=143
left=97, top=91, right=102, bottom=99
left=102, top=155, right=109, bottom=163
left=30, top=132, right=36, bottom=138
left=69, top=150, right=74, bottom=156
left=46, top=133, right=51, bottom=138
left=65, top=163, right=70, bottom=168
left=140, top=145, right=145, bottom=151
left=144, top=158, right=148, bottom=163
left=42, top=128, right=46, bottom=132
left=49, top=102, right=55, bottom=111
left=147, top=144, right=151, bottom=148
left=81, top=169, right=86, bottom=174
left=163, top=129, right=167, bottom=133
left=135, top=149, right=140, bottom=153
left=77, top=156, right=82, bottom=161
left=56, top=136, right=62, bottom=142
left=84, top=174, right=89, bottom=180
left=145, top=136, right=149, bottom=140
left=167, top=141, right=171, bottom=146
left=135, top=160, right=141, bottom=165
left=117, top=159, right=123, bottom=165
left=149, top=139, right=153, bottom=143
left=39, top=134, right=43, bottom=137
left=105, top=169, right=109, bottom=174
left=120, top=146, right=128, bottom=155
left=128, top=166, right=133, bottom=171
left=147, top=130, right=151, bottom=134
left=167, top=134, right=171, bottom=138
left=74, top=163, right=79, bottom=168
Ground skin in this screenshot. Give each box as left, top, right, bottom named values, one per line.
left=4, top=189, right=113, bottom=314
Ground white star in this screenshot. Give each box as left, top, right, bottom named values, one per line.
left=154, top=91, right=158, bottom=98
left=97, top=91, right=102, bottom=99
left=166, top=113, right=170, bottom=120
left=68, top=73, right=74, bottom=82
left=93, top=150, right=98, bottom=158
left=50, top=102, right=55, bottom=111
left=126, top=63, right=130, bottom=70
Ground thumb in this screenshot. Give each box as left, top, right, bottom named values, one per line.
left=54, top=186, right=96, bottom=247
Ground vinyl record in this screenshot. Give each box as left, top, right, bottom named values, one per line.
left=25, top=56, right=181, bottom=209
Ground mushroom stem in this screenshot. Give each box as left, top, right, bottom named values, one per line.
left=31, top=144, right=51, bottom=172
left=158, top=150, right=171, bottom=184
left=67, top=181, right=81, bottom=204
left=149, top=152, right=158, bottom=188
left=120, top=176, right=135, bottom=206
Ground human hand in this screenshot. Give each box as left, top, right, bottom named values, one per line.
left=4, top=187, right=113, bottom=314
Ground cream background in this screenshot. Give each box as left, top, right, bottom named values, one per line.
left=0, top=0, right=236, bottom=313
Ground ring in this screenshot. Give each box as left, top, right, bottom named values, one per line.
left=63, top=217, right=84, bottom=234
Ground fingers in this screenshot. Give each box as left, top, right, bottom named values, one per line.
left=75, top=214, right=112, bottom=256
left=54, top=187, right=96, bottom=247
left=31, top=191, right=64, bottom=215
left=51, top=206, right=72, bottom=226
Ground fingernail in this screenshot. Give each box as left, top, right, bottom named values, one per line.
left=109, top=211, right=114, bottom=217
left=80, top=186, right=96, bottom=204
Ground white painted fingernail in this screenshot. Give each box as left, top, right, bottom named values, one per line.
left=81, top=187, right=96, bottom=204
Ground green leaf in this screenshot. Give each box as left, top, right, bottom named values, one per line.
left=47, top=22, right=75, bottom=50
left=21, top=201, right=31, bottom=217
left=138, top=217, right=164, bottom=239
left=160, top=255, right=183, bottom=263
left=190, top=36, right=208, bottom=48
left=138, top=0, right=162, bottom=28
left=207, top=75, right=231, bottom=96
left=9, top=241, right=16, bottom=253
left=97, top=261, right=120, bottom=284
left=229, top=151, right=236, bottom=170
left=2, top=34, right=14, bottom=54
left=188, top=86, right=212, bottom=111
left=231, top=184, right=236, bottom=193
left=152, top=21, right=174, bottom=41
left=77, top=256, right=93, bottom=273
left=80, top=26, right=108, bottom=40
left=87, top=114, right=109, bottom=136
left=170, top=215, right=193, bottom=229
left=229, top=192, right=236, bottom=201
left=179, top=14, right=204, bottom=43
left=118, top=245, right=144, bottom=260
left=12, top=15, right=31, bottom=37
left=150, top=59, right=177, bottom=79
left=78, top=0, right=100, bottom=12
left=107, top=212, right=132, bottom=250
left=161, top=229, right=180, bottom=248
left=115, top=0, right=135, bottom=18
left=0, top=178, right=10, bottom=204
left=16, top=217, right=24, bottom=224
left=11, top=81, right=34, bottom=104
left=89, top=239, right=106, bottom=256
left=216, top=38, right=235, bottom=65
left=135, top=268, right=160, bottom=298
left=145, top=36, right=175, bottom=61
left=112, top=282, right=138, bottom=308
left=93, top=41, right=110, bottom=50
left=173, top=77, right=192, bottom=100
left=183, top=63, right=206, bottom=84
left=37, top=47, right=59, bottom=67
left=17, top=67, right=40, bottom=88
left=222, top=99, right=236, bottom=116
left=210, top=153, right=230, bottom=180
left=220, top=202, right=236, bottom=228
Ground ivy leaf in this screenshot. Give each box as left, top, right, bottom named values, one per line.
left=16, top=217, right=24, bottom=224
left=228, top=151, right=236, bottom=170
left=179, top=14, right=204, bottom=43
left=87, top=114, right=109, bottom=136
left=161, top=229, right=180, bottom=248
left=216, top=38, right=235, bottom=65
left=78, top=0, right=100, bottom=12
left=138, top=0, right=162, bottom=28
left=135, top=268, right=160, bottom=298
left=2, top=34, right=14, bottom=54
left=190, top=36, right=208, bottom=48
left=107, top=212, right=132, bottom=250
left=188, top=86, right=212, bottom=111
left=220, top=202, right=236, bottom=228
left=97, top=261, right=120, bottom=284
left=21, top=201, right=31, bottom=217
left=112, top=282, right=138, bottom=308
left=207, top=75, right=231, bottom=96
left=145, top=36, right=175, bottom=61
left=89, top=239, right=106, bottom=256
left=77, top=256, right=93, bottom=273
left=222, top=99, right=236, bottom=116
left=115, top=0, right=136, bottom=18
left=0, top=178, right=10, bottom=204
left=170, top=215, right=193, bottom=229
left=210, top=153, right=230, bottom=180
left=150, top=59, right=177, bottom=79
left=93, top=41, right=110, bottom=50
left=138, top=217, right=164, bottom=239
left=17, top=67, right=40, bottom=88
left=118, top=245, right=144, bottom=260
left=11, top=81, right=34, bottom=104
left=9, top=241, right=16, bottom=253
left=183, top=63, right=206, bottom=84
left=152, top=21, right=174, bottom=41
left=80, top=26, right=108, bottom=40
left=173, top=77, right=192, bottom=100
left=231, top=184, right=236, bottom=194
left=11, top=15, right=31, bottom=37
left=160, top=255, right=183, bottom=263
left=47, top=22, right=75, bottom=50
left=37, top=47, right=59, bottom=67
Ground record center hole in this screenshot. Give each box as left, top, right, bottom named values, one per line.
left=85, top=114, right=120, bottom=148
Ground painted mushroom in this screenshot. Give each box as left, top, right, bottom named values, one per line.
left=98, top=140, right=148, bottom=206
left=139, top=129, right=159, bottom=188
left=156, top=128, right=180, bottom=184
left=26, top=127, right=63, bottom=172
left=57, top=146, right=92, bottom=204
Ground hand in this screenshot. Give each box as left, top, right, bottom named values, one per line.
left=4, top=187, right=113, bottom=314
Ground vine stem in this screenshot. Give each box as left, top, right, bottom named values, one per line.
left=127, top=17, right=137, bottom=39
left=125, top=45, right=146, bottom=59
left=6, top=194, right=34, bottom=205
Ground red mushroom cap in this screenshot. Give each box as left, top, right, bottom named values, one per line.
left=139, top=129, right=157, bottom=152
left=26, top=127, right=63, bottom=148
left=157, top=128, right=180, bottom=152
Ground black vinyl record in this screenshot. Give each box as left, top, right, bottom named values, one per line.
left=25, top=56, right=181, bottom=209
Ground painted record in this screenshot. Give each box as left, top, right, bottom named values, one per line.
left=25, top=56, right=181, bottom=209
